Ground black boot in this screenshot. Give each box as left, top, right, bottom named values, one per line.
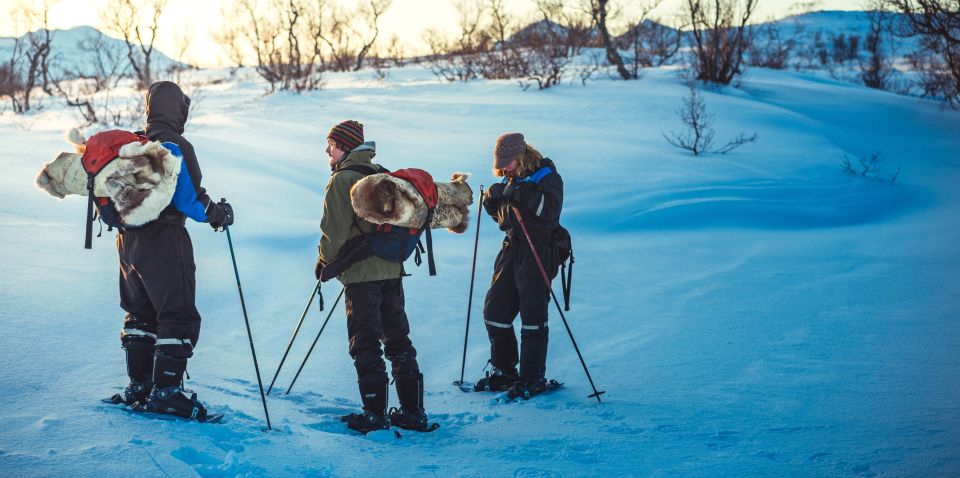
left=475, top=364, right=520, bottom=392
left=389, top=373, right=434, bottom=431
left=342, top=376, right=389, bottom=434
left=143, top=353, right=209, bottom=421
left=106, top=343, right=155, bottom=405
left=519, top=330, right=548, bottom=383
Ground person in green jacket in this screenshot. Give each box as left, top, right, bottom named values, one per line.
left=315, top=120, right=433, bottom=433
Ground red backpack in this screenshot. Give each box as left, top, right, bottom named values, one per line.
left=80, top=130, right=149, bottom=248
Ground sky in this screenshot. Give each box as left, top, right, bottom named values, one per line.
left=0, top=0, right=865, bottom=67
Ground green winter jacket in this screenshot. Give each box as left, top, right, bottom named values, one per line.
left=318, top=143, right=403, bottom=284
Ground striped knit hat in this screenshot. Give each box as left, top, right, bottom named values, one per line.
left=327, top=120, right=364, bottom=152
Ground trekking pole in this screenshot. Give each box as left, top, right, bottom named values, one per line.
left=223, top=219, right=273, bottom=430
left=511, top=206, right=605, bottom=403
left=455, top=185, right=484, bottom=386
left=267, top=279, right=322, bottom=395
left=286, top=286, right=345, bottom=395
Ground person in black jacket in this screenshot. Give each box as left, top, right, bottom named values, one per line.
left=110, top=81, right=233, bottom=421
left=475, top=132, right=564, bottom=400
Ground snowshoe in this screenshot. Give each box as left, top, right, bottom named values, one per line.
left=388, top=407, right=439, bottom=433
left=102, top=379, right=153, bottom=406
left=142, top=385, right=212, bottom=422
left=471, top=366, right=521, bottom=392
left=505, top=379, right=564, bottom=401
left=122, top=405, right=224, bottom=424
left=340, top=410, right=390, bottom=434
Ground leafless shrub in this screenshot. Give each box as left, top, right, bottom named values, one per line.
left=748, top=22, right=797, bottom=69
left=860, top=8, right=898, bottom=90
left=842, top=151, right=900, bottom=182
left=233, top=0, right=326, bottom=93
left=884, top=0, right=960, bottom=108
left=684, top=0, right=758, bottom=85
left=664, top=80, right=758, bottom=156
left=1, top=2, right=57, bottom=113
left=100, top=0, right=167, bottom=89
left=620, top=16, right=683, bottom=73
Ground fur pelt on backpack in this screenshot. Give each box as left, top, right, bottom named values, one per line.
left=350, top=172, right=473, bottom=233
left=34, top=129, right=182, bottom=227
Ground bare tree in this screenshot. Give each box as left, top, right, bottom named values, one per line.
left=748, top=21, right=797, bottom=69
left=1, top=1, right=57, bottom=113
left=587, top=0, right=633, bottom=79
left=100, top=0, right=167, bottom=89
left=884, top=0, right=960, bottom=107
left=353, top=0, right=392, bottom=71
left=860, top=9, right=897, bottom=90
left=684, top=0, right=758, bottom=85
left=664, top=80, right=757, bottom=156
left=231, top=0, right=325, bottom=92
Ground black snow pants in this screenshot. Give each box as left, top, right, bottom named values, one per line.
left=482, top=231, right=559, bottom=382
left=344, top=278, right=420, bottom=384
left=117, top=220, right=201, bottom=383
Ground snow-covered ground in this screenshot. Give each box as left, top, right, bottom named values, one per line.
left=1, top=63, right=959, bottom=477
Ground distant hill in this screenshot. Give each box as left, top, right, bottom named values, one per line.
left=0, top=26, right=185, bottom=79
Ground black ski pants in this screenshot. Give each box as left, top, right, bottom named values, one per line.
left=117, top=221, right=201, bottom=372
left=483, top=233, right=559, bottom=381
left=344, top=278, right=420, bottom=384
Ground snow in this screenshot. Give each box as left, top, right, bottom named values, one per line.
left=2, top=60, right=960, bottom=476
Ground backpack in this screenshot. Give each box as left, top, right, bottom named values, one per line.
left=81, top=130, right=149, bottom=249
left=319, top=164, right=438, bottom=281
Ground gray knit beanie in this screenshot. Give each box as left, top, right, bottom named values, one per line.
left=493, top=132, right=526, bottom=169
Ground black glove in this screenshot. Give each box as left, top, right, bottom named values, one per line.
left=487, top=182, right=507, bottom=200
left=315, top=259, right=325, bottom=280
left=502, top=181, right=519, bottom=200
left=207, top=199, right=234, bottom=230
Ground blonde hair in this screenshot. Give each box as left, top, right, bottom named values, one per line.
left=494, top=143, right=544, bottom=178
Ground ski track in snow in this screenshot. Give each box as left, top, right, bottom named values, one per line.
left=2, top=64, right=959, bottom=477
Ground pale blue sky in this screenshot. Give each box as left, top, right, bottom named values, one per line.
left=0, top=0, right=864, bottom=67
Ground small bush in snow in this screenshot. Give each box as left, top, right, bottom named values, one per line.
left=841, top=152, right=901, bottom=183
left=664, top=80, right=758, bottom=156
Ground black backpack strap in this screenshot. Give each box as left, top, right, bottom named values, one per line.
left=560, top=251, right=574, bottom=311
left=84, top=173, right=95, bottom=249
left=424, top=208, right=436, bottom=276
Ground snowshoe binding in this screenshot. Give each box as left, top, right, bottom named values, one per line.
left=388, top=407, right=439, bottom=433
left=140, top=385, right=216, bottom=422
left=469, top=366, right=521, bottom=392
left=102, top=379, right=153, bottom=405
left=505, top=378, right=564, bottom=401
left=340, top=410, right=390, bottom=434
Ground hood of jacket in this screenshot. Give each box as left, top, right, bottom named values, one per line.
left=333, top=141, right=376, bottom=172
left=145, top=81, right=190, bottom=135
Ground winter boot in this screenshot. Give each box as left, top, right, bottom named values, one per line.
left=475, top=364, right=520, bottom=392
left=519, top=327, right=548, bottom=383
left=389, top=373, right=435, bottom=432
left=506, top=377, right=550, bottom=401
left=143, top=353, right=209, bottom=421
left=341, top=375, right=389, bottom=434
left=106, top=338, right=156, bottom=405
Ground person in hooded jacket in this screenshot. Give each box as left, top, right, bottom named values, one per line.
left=475, top=132, right=564, bottom=400
left=108, top=81, right=234, bottom=421
left=315, top=120, right=434, bottom=434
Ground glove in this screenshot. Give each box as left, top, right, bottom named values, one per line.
left=315, top=259, right=326, bottom=280
left=486, top=183, right=506, bottom=200
left=207, top=199, right=234, bottom=230
left=502, top=181, right=519, bottom=200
